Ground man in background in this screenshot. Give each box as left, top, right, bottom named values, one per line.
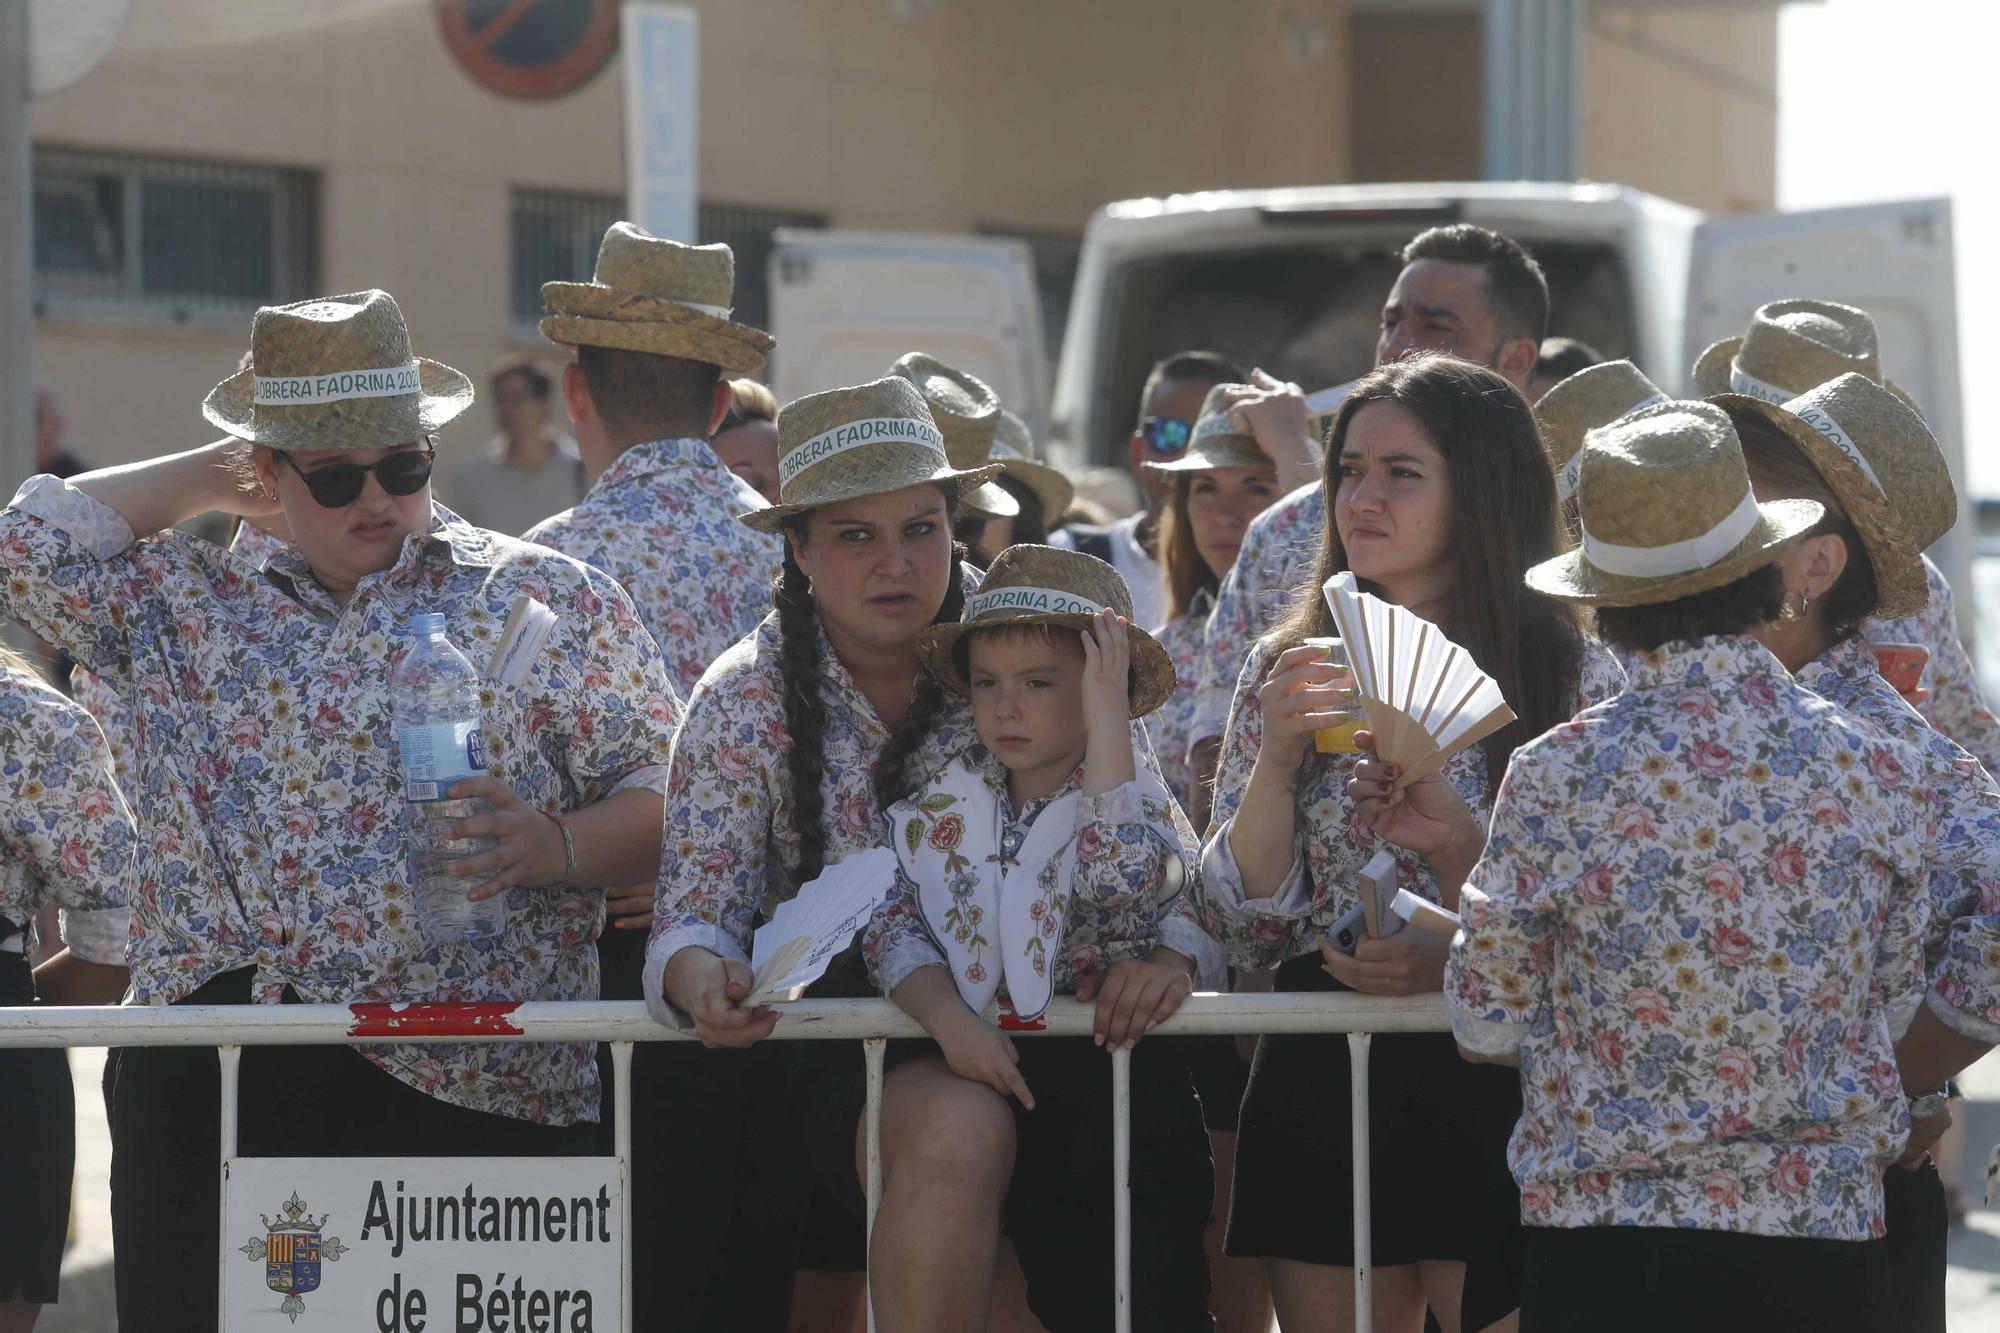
left=442, top=354, right=585, bottom=535
left=1527, top=335, right=1603, bottom=403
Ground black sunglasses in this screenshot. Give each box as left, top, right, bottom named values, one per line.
left=1140, top=417, right=1193, bottom=455
left=278, top=445, right=435, bottom=508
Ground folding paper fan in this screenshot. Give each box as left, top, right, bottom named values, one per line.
left=748, top=848, right=897, bottom=1003
left=1321, top=572, right=1515, bottom=790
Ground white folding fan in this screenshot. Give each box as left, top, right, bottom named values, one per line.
left=747, top=848, right=897, bottom=1004
left=1321, top=572, right=1516, bottom=790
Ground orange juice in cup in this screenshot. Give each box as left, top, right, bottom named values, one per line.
left=1303, top=636, right=1364, bottom=753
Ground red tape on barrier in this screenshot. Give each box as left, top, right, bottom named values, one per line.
left=347, top=1001, right=527, bottom=1038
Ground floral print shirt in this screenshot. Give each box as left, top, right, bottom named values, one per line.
left=1865, top=553, right=2000, bottom=776
left=526, top=437, right=781, bottom=698
left=863, top=739, right=1207, bottom=1000
left=1148, top=589, right=1213, bottom=813
left=1445, top=636, right=1934, bottom=1240
left=1199, top=629, right=1623, bottom=970
left=1798, top=634, right=2000, bottom=1046
left=1, top=664, right=134, bottom=966
left=1190, top=483, right=1323, bottom=749
left=647, top=612, right=1222, bottom=1016
left=0, top=476, right=680, bottom=1126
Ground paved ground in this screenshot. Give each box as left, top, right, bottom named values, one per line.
left=38, top=1047, right=2000, bottom=1331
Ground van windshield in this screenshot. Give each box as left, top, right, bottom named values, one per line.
left=1089, top=238, right=1633, bottom=466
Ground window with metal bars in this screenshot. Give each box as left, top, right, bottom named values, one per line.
left=509, top=188, right=827, bottom=340
left=32, top=147, right=318, bottom=323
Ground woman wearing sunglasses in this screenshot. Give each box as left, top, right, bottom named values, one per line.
left=0, top=290, right=682, bottom=1332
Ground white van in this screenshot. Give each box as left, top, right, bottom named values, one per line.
left=772, top=183, right=1966, bottom=604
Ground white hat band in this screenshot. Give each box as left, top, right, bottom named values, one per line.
left=1790, top=403, right=1886, bottom=499
left=1581, top=487, right=1763, bottom=578
left=964, top=586, right=1106, bottom=620
left=1730, top=361, right=1796, bottom=405
left=679, top=299, right=733, bottom=319
left=1556, top=392, right=1669, bottom=502
left=779, top=415, right=946, bottom=487
left=253, top=360, right=423, bottom=406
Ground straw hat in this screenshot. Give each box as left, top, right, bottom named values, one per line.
left=1526, top=401, right=1824, bottom=607
left=1144, top=383, right=1273, bottom=477
left=202, top=290, right=474, bottom=451
left=540, top=222, right=775, bottom=374
left=988, top=409, right=1076, bottom=520
left=741, top=376, right=1003, bottom=533
left=1713, top=373, right=1953, bottom=619
left=918, top=545, right=1177, bottom=717
left=888, top=353, right=1018, bottom=518
left=1692, top=298, right=1915, bottom=412
left=1533, top=361, right=1668, bottom=502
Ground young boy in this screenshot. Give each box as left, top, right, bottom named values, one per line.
left=859, top=544, right=1220, bottom=1332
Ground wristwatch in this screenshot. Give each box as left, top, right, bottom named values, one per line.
left=1907, top=1083, right=1954, bottom=1120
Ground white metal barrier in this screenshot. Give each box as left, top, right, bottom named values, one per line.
left=1, top=992, right=1452, bottom=1333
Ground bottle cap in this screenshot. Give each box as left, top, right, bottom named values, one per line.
left=411, top=613, right=446, bottom=636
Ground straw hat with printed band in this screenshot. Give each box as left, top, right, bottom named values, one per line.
left=888, top=352, right=1019, bottom=519
left=918, top=544, right=1177, bottom=718
left=1144, top=382, right=1272, bottom=475
left=1533, top=361, right=1669, bottom=503
left=540, top=221, right=775, bottom=374
left=741, top=375, right=1004, bottom=533
left=1692, top=298, right=1917, bottom=413
left=1526, top=401, right=1824, bottom=607
left=1712, top=372, right=1953, bottom=619
left=989, top=408, right=1076, bottom=520
left=202, top=289, right=474, bottom=452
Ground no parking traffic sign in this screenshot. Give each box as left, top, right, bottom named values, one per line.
left=435, top=0, right=622, bottom=100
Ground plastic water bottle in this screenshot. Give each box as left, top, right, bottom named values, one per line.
left=392, top=613, right=504, bottom=943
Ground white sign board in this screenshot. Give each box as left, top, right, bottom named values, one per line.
left=620, top=3, right=698, bottom=243
left=223, top=1157, right=623, bottom=1331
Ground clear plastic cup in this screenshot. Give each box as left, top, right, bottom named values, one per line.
left=1302, top=635, right=1364, bottom=753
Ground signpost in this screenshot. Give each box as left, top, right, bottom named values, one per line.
left=223, top=1157, right=625, bottom=1331
left=619, top=4, right=698, bottom=243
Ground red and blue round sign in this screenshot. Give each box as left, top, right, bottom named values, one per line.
left=434, top=0, right=622, bottom=101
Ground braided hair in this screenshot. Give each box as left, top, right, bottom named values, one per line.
left=772, top=486, right=966, bottom=885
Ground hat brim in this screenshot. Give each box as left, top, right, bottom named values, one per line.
left=1691, top=337, right=1742, bottom=399
left=963, top=480, right=1023, bottom=519
left=916, top=612, right=1178, bottom=719
left=1710, top=394, right=1930, bottom=618
left=540, top=283, right=774, bottom=374
left=997, top=457, right=1075, bottom=521
left=1142, top=437, right=1271, bottom=476
left=201, top=358, right=474, bottom=450
left=738, top=461, right=1007, bottom=534
left=1525, top=498, right=1826, bottom=608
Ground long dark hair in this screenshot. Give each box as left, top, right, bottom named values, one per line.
left=1726, top=405, right=1879, bottom=639
left=772, top=485, right=967, bottom=884
left=1271, top=353, right=1583, bottom=778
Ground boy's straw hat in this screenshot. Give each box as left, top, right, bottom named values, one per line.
left=741, top=376, right=1003, bottom=533
left=918, top=544, right=1177, bottom=717
left=1526, top=401, right=1823, bottom=607
left=202, top=289, right=473, bottom=451
left=888, top=353, right=1018, bottom=518
left=1533, top=361, right=1668, bottom=502
left=1714, top=372, right=1954, bottom=619
left=989, top=409, right=1076, bottom=520
left=541, top=222, right=775, bottom=374
left=1143, top=383, right=1273, bottom=477
left=1692, top=298, right=1915, bottom=412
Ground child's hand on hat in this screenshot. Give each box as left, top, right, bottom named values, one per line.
left=1080, top=610, right=1138, bottom=796
left=1076, top=950, right=1196, bottom=1050
left=935, top=1005, right=1035, bottom=1110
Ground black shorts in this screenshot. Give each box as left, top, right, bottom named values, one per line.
left=1883, top=1159, right=1948, bottom=1333
left=1225, top=955, right=1523, bottom=1325
left=1181, top=1033, right=1252, bottom=1133
left=807, top=1033, right=1216, bottom=1333
left=1519, top=1224, right=1898, bottom=1333
left=106, top=968, right=595, bottom=1333
left=0, top=953, right=73, bottom=1305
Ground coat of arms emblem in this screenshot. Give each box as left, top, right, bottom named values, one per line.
left=238, top=1190, right=349, bottom=1322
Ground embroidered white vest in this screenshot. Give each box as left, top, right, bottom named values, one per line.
left=890, top=755, right=1082, bottom=1021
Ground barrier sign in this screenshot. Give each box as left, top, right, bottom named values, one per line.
left=223, top=1157, right=623, bottom=1331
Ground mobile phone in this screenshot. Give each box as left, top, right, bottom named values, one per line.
left=1873, top=642, right=1929, bottom=697
left=1324, top=902, right=1370, bottom=956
